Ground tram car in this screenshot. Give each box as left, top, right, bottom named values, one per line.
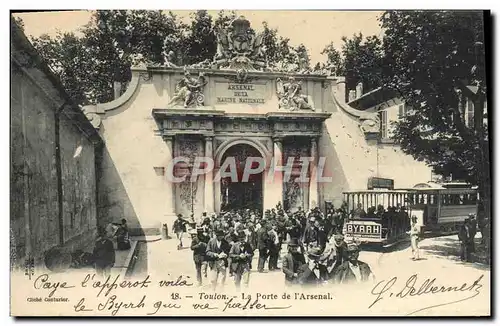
left=342, top=190, right=411, bottom=247
left=407, top=183, right=479, bottom=234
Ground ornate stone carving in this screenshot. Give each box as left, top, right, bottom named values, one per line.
left=178, top=138, right=200, bottom=162
left=284, top=180, right=303, bottom=212
left=284, top=144, right=309, bottom=162
left=179, top=180, right=198, bottom=214
left=331, top=85, right=381, bottom=139
left=214, top=16, right=266, bottom=71
left=81, top=105, right=102, bottom=129
left=214, top=138, right=224, bottom=152
left=162, top=49, right=179, bottom=68
left=360, top=118, right=381, bottom=134
left=276, top=77, right=314, bottom=111
left=227, top=69, right=258, bottom=84
left=167, top=68, right=207, bottom=108
left=188, top=59, right=213, bottom=69
left=214, top=120, right=271, bottom=133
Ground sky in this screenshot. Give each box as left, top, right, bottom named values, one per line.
left=14, top=10, right=384, bottom=64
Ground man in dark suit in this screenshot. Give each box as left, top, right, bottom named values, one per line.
left=256, top=222, right=270, bottom=272
left=282, top=238, right=306, bottom=286
left=206, top=230, right=231, bottom=290
left=459, top=218, right=475, bottom=262
left=302, top=216, right=317, bottom=247
left=93, top=226, right=115, bottom=278
left=190, top=228, right=208, bottom=286
left=268, top=223, right=281, bottom=271
left=173, top=214, right=188, bottom=249
left=229, top=231, right=254, bottom=288
left=333, top=243, right=375, bottom=284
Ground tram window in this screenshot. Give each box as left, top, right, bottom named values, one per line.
left=470, top=193, right=477, bottom=203
left=448, top=194, right=460, bottom=205
left=429, top=194, right=436, bottom=205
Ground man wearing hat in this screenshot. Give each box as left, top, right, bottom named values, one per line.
left=93, top=226, right=116, bottom=278
left=268, top=223, right=281, bottom=271
left=190, top=228, right=208, bottom=286
left=199, top=211, right=208, bottom=225
left=351, top=203, right=366, bottom=220
left=409, top=215, right=421, bottom=260
left=296, top=246, right=325, bottom=286
left=322, top=233, right=348, bottom=278
left=458, top=217, right=475, bottom=262
left=256, top=222, right=271, bottom=273
left=206, top=230, right=231, bottom=290
left=173, top=214, right=188, bottom=250
left=282, top=238, right=306, bottom=286
left=303, top=216, right=320, bottom=249
left=333, top=243, right=374, bottom=284
left=468, top=213, right=477, bottom=245
left=229, top=231, right=254, bottom=288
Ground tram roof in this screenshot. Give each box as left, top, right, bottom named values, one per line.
left=343, top=188, right=477, bottom=194
left=343, top=189, right=410, bottom=194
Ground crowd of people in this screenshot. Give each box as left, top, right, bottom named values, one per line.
left=86, top=201, right=483, bottom=283
left=173, top=202, right=376, bottom=290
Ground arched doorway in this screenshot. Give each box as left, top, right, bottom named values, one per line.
left=220, top=143, right=263, bottom=212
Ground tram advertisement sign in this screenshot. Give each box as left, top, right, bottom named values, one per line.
left=345, top=221, right=382, bottom=239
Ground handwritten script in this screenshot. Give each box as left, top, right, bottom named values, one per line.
left=369, top=274, right=484, bottom=315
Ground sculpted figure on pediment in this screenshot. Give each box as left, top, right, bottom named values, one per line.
left=167, top=68, right=207, bottom=108
left=276, top=76, right=314, bottom=111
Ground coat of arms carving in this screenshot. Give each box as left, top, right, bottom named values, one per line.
left=214, top=16, right=267, bottom=71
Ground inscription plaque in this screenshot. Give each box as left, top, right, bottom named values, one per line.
left=215, top=82, right=267, bottom=104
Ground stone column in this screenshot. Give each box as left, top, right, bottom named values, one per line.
left=265, top=137, right=284, bottom=210
left=204, top=136, right=215, bottom=215
left=309, top=137, right=319, bottom=209
left=163, top=135, right=176, bottom=223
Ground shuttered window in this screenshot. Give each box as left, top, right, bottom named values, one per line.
left=465, top=99, right=475, bottom=128
left=398, top=103, right=407, bottom=118
left=380, top=110, right=388, bottom=139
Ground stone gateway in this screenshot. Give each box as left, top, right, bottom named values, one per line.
left=81, top=17, right=431, bottom=235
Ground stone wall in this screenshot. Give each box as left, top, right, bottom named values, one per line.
left=10, top=64, right=60, bottom=266
left=59, top=114, right=97, bottom=245
left=10, top=22, right=101, bottom=268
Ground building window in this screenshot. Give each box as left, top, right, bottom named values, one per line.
left=379, top=110, right=388, bottom=139
left=465, top=99, right=474, bottom=128
left=398, top=103, right=407, bottom=118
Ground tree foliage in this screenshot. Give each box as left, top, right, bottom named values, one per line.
left=320, top=33, right=383, bottom=101
left=380, top=10, right=487, bottom=185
